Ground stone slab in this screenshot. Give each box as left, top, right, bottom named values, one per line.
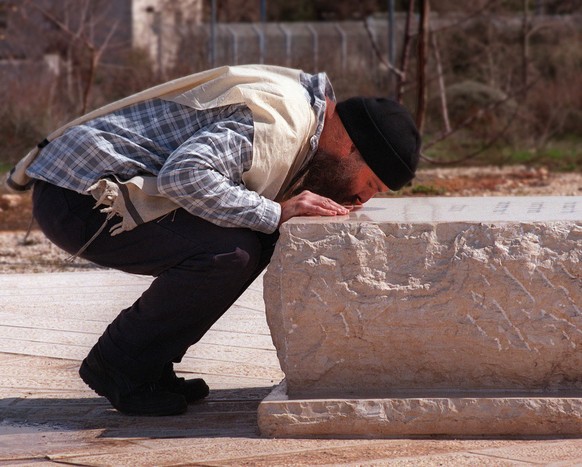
left=258, top=381, right=582, bottom=438
left=264, top=196, right=582, bottom=397
left=294, top=196, right=582, bottom=223
left=260, top=196, right=581, bottom=437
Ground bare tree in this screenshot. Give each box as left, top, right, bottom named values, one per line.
left=21, top=0, right=119, bottom=113
left=431, top=30, right=450, bottom=133
left=396, top=0, right=416, bottom=103
left=415, top=0, right=430, bottom=132
left=521, top=0, right=531, bottom=101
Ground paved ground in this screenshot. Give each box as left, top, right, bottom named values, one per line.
left=1, top=270, right=582, bottom=466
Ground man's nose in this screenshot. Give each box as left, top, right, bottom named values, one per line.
left=358, top=188, right=377, bottom=204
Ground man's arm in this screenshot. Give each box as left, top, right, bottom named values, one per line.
left=158, top=111, right=350, bottom=233
left=157, top=117, right=282, bottom=234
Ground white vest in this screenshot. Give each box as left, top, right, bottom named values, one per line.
left=161, top=65, right=317, bottom=200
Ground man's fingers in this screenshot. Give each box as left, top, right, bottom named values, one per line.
left=320, top=200, right=350, bottom=215
left=318, top=197, right=351, bottom=215
left=278, top=190, right=352, bottom=225
left=296, top=191, right=350, bottom=215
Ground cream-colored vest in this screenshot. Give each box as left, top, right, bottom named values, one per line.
left=161, top=65, right=317, bottom=200
left=5, top=65, right=318, bottom=234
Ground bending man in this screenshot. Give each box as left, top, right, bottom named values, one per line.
left=7, top=64, right=421, bottom=416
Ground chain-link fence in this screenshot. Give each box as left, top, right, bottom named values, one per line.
left=169, top=18, right=404, bottom=98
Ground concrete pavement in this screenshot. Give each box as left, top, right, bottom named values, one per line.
left=1, top=270, right=582, bottom=465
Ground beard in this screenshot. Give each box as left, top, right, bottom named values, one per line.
left=286, top=149, right=363, bottom=204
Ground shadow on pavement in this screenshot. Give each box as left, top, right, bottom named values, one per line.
left=0, top=386, right=274, bottom=439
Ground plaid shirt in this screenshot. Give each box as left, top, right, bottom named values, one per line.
left=27, top=72, right=332, bottom=234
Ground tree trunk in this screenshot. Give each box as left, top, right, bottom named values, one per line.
left=521, top=0, right=530, bottom=102
left=431, top=30, right=450, bottom=133
left=396, top=0, right=415, bottom=103
left=416, top=0, right=430, bottom=132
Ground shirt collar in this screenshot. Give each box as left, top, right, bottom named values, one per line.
left=300, top=71, right=335, bottom=158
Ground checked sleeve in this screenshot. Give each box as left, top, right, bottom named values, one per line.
left=157, top=115, right=281, bottom=234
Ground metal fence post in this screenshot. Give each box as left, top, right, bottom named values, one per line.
left=307, top=24, right=318, bottom=71
left=210, top=0, right=216, bottom=67
left=227, top=25, right=238, bottom=65
left=335, top=23, right=347, bottom=73
left=252, top=24, right=265, bottom=64
left=279, top=23, right=292, bottom=67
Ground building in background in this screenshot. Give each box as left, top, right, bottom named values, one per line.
left=0, top=0, right=202, bottom=73
left=131, top=0, right=202, bottom=71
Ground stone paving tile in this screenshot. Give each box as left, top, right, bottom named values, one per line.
left=0, top=326, right=280, bottom=367
left=38, top=437, right=558, bottom=466
left=0, top=313, right=275, bottom=349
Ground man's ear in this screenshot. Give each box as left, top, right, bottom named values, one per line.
left=322, top=99, right=356, bottom=160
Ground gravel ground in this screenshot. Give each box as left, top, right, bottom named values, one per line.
left=0, top=230, right=106, bottom=274
left=1, top=165, right=581, bottom=274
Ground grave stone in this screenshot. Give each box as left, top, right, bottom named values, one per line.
left=258, top=196, right=582, bottom=437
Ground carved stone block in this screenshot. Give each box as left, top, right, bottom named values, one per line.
left=259, top=197, right=582, bottom=437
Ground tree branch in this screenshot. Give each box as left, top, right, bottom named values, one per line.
left=420, top=76, right=541, bottom=165
left=415, top=0, right=430, bottom=132
left=396, top=0, right=416, bottom=102
left=363, top=17, right=405, bottom=80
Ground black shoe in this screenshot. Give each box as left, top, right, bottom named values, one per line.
left=79, top=351, right=187, bottom=416
left=160, top=363, right=210, bottom=403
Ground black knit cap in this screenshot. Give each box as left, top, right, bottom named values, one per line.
left=336, top=97, right=421, bottom=191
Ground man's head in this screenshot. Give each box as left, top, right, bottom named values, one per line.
left=287, top=147, right=386, bottom=205
left=336, top=97, right=421, bottom=192
left=291, top=97, right=421, bottom=205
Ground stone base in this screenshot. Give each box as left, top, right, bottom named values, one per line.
left=258, top=381, right=582, bottom=438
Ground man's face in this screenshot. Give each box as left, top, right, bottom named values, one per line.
left=290, top=148, right=389, bottom=205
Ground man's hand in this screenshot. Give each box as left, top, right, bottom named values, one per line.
left=278, top=190, right=351, bottom=226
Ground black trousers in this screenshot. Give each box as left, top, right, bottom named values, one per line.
left=32, top=180, right=278, bottom=385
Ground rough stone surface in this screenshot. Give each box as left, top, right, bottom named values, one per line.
left=264, top=197, right=582, bottom=398
left=260, top=196, right=582, bottom=437
left=264, top=197, right=582, bottom=397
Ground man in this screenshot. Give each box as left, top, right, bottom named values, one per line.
left=7, top=64, right=420, bottom=416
